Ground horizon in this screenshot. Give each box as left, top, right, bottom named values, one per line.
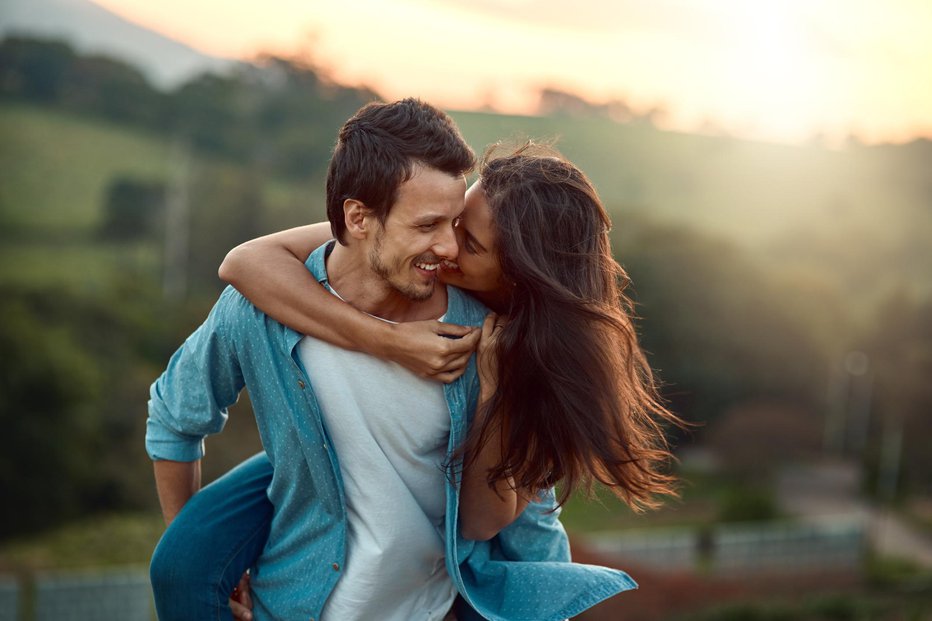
left=35, top=0, right=932, bottom=146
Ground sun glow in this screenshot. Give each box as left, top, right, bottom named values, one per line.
left=702, top=1, right=827, bottom=141
left=87, top=0, right=932, bottom=144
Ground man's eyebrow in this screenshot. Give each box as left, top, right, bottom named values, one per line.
left=412, top=213, right=444, bottom=225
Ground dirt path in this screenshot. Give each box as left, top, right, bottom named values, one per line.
left=777, top=460, right=932, bottom=568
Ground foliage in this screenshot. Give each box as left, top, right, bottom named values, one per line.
left=616, top=222, right=830, bottom=428
left=184, top=165, right=265, bottom=292
left=99, top=175, right=166, bottom=240
left=860, top=294, right=932, bottom=494
left=1, top=36, right=376, bottom=183
left=0, top=283, right=156, bottom=535
left=0, top=296, right=102, bottom=534
left=706, top=403, right=822, bottom=479
left=678, top=593, right=931, bottom=621
left=0, top=276, right=264, bottom=540
left=715, top=485, right=779, bottom=523
left=0, top=36, right=166, bottom=127
left=0, top=513, right=164, bottom=571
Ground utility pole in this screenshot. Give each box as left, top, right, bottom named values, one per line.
left=163, top=139, right=191, bottom=302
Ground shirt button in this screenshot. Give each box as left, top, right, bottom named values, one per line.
left=332, top=562, right=340, bottom=571
left=298, top=380, right=306, bottom=389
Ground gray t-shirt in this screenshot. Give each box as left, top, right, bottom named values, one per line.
left=297, top=307, right=456, bottom=620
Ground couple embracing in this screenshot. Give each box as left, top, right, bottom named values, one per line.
left=147, top=98, right=681, bottom=620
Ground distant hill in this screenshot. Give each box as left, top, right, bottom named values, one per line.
left=449, top=110, right=932, bottom=300
left=0, top=0, right=235, bottom=88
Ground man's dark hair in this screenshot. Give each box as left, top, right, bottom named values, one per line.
left=325, top=98, right=475, bottom=243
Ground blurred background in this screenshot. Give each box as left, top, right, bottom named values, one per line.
left=1, top=0, right=930, bottom=619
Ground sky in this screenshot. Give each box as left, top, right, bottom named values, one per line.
left=92, top=0, right=932, bottom=145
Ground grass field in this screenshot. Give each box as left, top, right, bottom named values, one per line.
left=0, top=103, right=174, bottom=236
left=0, top=513, right=164, bottom=573
left=0, top=240, right=161, bottom=292
left=0, top=102, right=319, bottom=291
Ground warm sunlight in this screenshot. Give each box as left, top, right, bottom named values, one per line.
left=680, top=0, right=828, bottom=141
left=86, top=0, right=932, bottom=144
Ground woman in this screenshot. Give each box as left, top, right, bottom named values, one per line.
left=154, top=143, right=681, bottom=620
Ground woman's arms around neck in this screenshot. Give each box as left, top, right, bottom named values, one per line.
left=219, top=225, right=526, bottom=539
left=218, top=224, right=479, bottom=382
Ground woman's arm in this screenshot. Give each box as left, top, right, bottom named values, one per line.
left=459, top=313, right=534, bottom=541
left=219, top=224, right=479, bottom=382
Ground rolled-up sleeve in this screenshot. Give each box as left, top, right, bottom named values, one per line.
left=146, top=287, right=247, bottom=462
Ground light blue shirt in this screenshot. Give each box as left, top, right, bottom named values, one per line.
left=147, top=242, right=636, bottom=620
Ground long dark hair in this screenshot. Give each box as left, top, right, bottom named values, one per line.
left=464, top=142, right=683, bottom=510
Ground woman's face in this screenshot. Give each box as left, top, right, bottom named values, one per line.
left=439, top=181, right=507, bottom=299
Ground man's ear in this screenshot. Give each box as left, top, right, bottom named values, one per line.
left=343, top=199, right=372, bottom=240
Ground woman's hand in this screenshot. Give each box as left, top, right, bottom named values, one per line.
left=477, top=312, right=506, bottom=403
left=384, top=320, right=480, bottom=383
left=229, top=571, right=253, bottom=620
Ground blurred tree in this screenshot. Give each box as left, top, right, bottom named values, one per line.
left=0, top=37, right=165, bottom=127
left=169, top=72, right=253, bottom=159
left=99, top=175, right=166, bottom=241
left=615, top=222, right=831, bottom=429
left=62, top=54, right=165, bottom=127
left=184, top=166, right=265, bottom=294
left=0, top=37, right=377, bottom=185
left=0, top=295, right=102, bottom=535
left=862, top=292, right=932, bottom=496
left=249, top=55, right=378, bottom=180
left=0, top=282, right=184, bottom=537
left=706, top=402, right=822, bottom=478
left=0, top=36, right=74, bottom=102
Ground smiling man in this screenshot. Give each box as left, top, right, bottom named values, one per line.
left=146, top=99, right=481, bottom=620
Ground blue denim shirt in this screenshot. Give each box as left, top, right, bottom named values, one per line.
left=147, top=242, right=636, bottom=621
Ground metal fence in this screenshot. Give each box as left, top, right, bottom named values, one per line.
left=0, top=578, right=18, bottom=621
left=1, top=567, right=153, bottom=621
left=0, top=519, right=868, bottom=618
left=584, top=527, right=699, bottom=570
left=581, top=516, right=867, bottom=574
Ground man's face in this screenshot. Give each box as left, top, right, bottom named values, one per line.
left=367, top=165, right=465, bottom=301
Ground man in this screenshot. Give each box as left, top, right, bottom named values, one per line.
left=147, top=99, right=634, bottom=621
left=148, top=98, right=481, bottom=620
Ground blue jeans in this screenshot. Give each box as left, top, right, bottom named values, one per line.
left=150, top=452, right=274, bottom=621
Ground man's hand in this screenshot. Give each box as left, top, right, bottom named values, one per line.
left=229, top=571, right=254, bottom=621
left=384, top=320, right=480, bottom=382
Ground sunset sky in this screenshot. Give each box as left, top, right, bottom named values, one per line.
left=93, top=0, right=932, bottom=145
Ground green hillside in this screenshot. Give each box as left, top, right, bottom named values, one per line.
left=452, top=109, right=930, bottom=244
left=4, top=101, right=930, bottom=302
left=0, top=103, right=173, bottom=236
left=0, top=102, right=320, bottom=290
left=450, top=109, right=932, bottom=303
